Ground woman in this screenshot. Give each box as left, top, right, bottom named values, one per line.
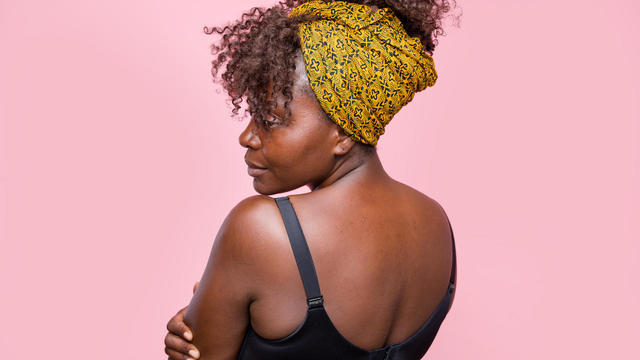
left=164, top=1, right=457, bottom=359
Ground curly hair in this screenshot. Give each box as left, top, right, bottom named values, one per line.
left=203, top=0, right=458, bottom=148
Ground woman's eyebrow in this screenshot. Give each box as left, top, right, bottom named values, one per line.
left=272, top=101, right=287, bottom=115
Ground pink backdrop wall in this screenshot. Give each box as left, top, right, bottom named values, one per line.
left=1, top=0, right=638, bottom=358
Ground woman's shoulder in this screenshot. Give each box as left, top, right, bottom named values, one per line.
left=228, top=194, right=277, bottom=214
left=345, top=177, right=450, bottom=221
left=392, top=180, right=451, bottom=218
left=220, top=195, right=282, bottom=242
left=219, top=194, right=302, bottom=256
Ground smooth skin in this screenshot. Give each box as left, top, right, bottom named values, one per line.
left=164, top=53, right=456, bottom=360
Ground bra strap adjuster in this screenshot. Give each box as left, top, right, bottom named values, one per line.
left=307, top=295, right=324, bottom=308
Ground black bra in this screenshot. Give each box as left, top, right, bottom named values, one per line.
left=237, top=196, right=457, bottom=360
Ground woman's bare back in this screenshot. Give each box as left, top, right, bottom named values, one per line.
left=247, top=177, right=454, bottom=351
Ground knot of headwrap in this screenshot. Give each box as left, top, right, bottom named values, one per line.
left=289, top=0, right=437, bottom=146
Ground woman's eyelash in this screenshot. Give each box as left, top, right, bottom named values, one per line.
left=262, top=114, right=281, bottom=128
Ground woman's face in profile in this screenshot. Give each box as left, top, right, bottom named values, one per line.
left=239, top=54, right=340, bottom=195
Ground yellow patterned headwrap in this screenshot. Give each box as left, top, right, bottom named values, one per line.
left=289, top=0, right=437, bottom=146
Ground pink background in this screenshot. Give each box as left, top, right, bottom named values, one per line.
left=1, top=0, right=638, bottom=358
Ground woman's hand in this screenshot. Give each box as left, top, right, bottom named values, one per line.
left=164, top=281, right=201, bottom=360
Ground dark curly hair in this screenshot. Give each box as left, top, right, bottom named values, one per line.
left=203, top=0, right=459, bottom=149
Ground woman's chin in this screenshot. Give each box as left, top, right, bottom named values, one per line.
left=252, top=178, right=301, bottom=196
left=252, top=178, right=275, bottom=195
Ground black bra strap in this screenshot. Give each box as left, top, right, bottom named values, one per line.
left=442, top=210, right=457, bottom=291
left=275, top=196, right=324, bottom=308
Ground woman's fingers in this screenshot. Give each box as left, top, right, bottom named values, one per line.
left=166, top=306, right=194, bottom=341
left=165, top=345, right=194, bottom=360
left=164, top=333, right=200, bottom=359
left=164, top=283, right=201, bottom=360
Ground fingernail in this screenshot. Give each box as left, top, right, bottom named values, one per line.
left=189, top=349, right=200, bottom=359
left=183, top=331, right=193, bottom=341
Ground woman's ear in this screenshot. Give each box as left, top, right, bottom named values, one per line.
left=333, top=130, right=356, bottom=156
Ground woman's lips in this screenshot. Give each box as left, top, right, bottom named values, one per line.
left=247, top=166, right=267, bottom=177
left=244, top=159, right=267, bottom=177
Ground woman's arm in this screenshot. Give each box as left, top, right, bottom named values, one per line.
left=164, top=282, right=201, bottom=360
left=182, top=195, right=275, bottom=360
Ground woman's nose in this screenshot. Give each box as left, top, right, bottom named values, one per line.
left=238, top=119, right=261, bottom=149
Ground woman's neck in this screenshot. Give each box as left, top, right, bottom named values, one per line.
left=308, top=149, right=390, bottom=192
